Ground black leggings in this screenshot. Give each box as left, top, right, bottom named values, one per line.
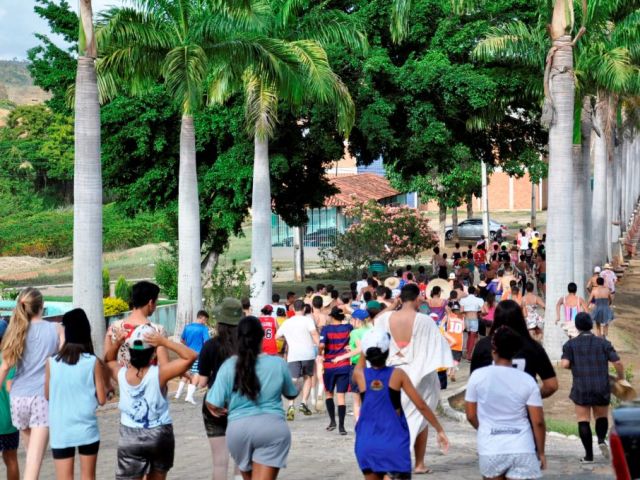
left=51, top=441, right=100, bottom=460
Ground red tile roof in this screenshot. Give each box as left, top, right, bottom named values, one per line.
left=325, top=174, right=400, bottom=207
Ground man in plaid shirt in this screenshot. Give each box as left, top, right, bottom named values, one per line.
left=562, top=312, right=624, bottom=464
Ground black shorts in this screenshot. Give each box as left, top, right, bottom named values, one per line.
left=116, top=424, right=174, bottom=479
left=52, top=441, right=100, bottom=460
left=452, top=350, right=463, bottom=362
left=202, top=398, right=227, bottom=438
left=0, top=432, right=18, bottom=452
left=362, top=470, right=410, bottom=479
left=288, top=360, right=315, bottom=379
left=324, top=370, right=350, bottom=394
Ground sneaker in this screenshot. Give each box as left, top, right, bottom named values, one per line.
left=185, top=397, right=197, bottom=405
left=339, top=426, right=347, bottom=436
left=299, top=403, right=312, bottom=416
left=580, top=457, right=594, bottom=464
left=599, top=441, right=610, bottom=460
left=286, top=406, right=295, bottom=421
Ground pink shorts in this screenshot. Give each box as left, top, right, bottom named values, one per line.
left=10, top=395, right=49, bottom=430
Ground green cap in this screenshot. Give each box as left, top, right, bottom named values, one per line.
left=213, top=298, right=244, bottom=326
left=366, top=300, right=382, bottom=311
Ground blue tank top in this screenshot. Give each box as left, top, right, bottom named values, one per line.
left=118, top=365, right=171, bottom=429
left=48, top=354, right=99, bottom=448
left=355, top=367, right=411, bottom=474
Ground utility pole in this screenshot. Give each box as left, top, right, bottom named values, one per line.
left=481, top=161, right=490, bottom=239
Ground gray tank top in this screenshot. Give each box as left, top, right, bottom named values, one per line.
left=11, top=320, right=59, bottom=397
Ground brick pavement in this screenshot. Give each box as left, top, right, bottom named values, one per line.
left=15, top=392, right=614, bottom=479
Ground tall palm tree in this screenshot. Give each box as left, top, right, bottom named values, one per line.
left=74, top=0, right=104, bottom=354
left=98, top=0, right=314, bottom=334
left=242, top=1, right=366, bottom=310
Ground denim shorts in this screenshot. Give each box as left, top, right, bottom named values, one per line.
left=465, top=318, right=479, bottom=333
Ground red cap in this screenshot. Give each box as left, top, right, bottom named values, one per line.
left=262, top=305, right=274, bottom=313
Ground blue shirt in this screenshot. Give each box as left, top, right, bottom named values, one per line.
left=118, top=365, right=171, bottom=429
left=207, top=355, right=298, bottom=422
left=13, top=320, right=59, bottom=397
left=181, top=323, right=210, bottom=354
left=49, top=354, right=99, bottom=448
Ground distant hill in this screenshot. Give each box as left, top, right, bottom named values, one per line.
left=0, top=60, right=33, bottom=87
left=0, top=60, right=50, bottom=111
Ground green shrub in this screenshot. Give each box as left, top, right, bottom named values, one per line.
left=104, top=297, right=130, bottom=317
left=155, top=245, right=178, bottom=300
left=102, top=268, right=110, bottom=298
left=204, top=261, right=249, bottom=310
left=0, top=204, right=172, bottom=257
left=114, top=276, right=133, bottom=304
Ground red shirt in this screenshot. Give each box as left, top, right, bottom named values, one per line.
left=259, top=316, right=279, bottom=355
left=473, top=250, right=486, bottom=265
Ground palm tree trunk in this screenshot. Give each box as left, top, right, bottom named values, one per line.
left=591, top=96, right=607, bottom=266
left=201, top=250, right=219, bottom=288
left=530, top=181, right=537, bottom=230
left=250, top=134, right=273, bottom=312
left=452, top=207, right=458, bottom=240
left=580, top=96, right=593, bottom=287
left=73, top=55, right=104, bottom=354
left=572, top=144, right=585, bottom=294
left=176, top=115, right=203, bottom=336
left=466, top=194, right=473, bottom=219
left=543, top=35, right=575, bottom=360
left=606, top=149, right=614, bottom=261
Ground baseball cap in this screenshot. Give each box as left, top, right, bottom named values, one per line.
left=127, top=324, right=156, bottom=350
left=261, top=304, right=273, bottom=314
left=594, top=266, right=602, bottom=273
left=361, top=328, right=391, bottom=354
left=213, top=298, right=244, bottom=326
left=351, top=309, right=370, bottom=320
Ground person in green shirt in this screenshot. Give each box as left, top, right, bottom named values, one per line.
left=332, top=309, right=373, bottom=422
left=0, top=331, right=19, bottom=480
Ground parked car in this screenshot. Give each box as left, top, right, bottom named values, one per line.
left=444, top=218, right=508, bottom=241
left=610, top=402, right=640, bottom=479
left=304, top=227, right=338, bottom=247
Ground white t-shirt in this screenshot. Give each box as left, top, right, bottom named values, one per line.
left=275, top=315, right=317, bottom=362
left=465, top=365, right=542, bottom=456
left=356, top=280, right=368, bottom=295
left=460, top=295, right=484, bottom=314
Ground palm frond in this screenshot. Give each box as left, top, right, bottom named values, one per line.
left=97, top=7, right=175, bottom=51
left=244, top=74, right=278, bottom=140
left=390, top=0, right=411, bottom=43
left=162, top=44, right=209, bottom=114
left=588, top=46, right=635, bottom=93
left=295, top=10, right=368, bottom=55
left=473, top=21, right=547, bottom=70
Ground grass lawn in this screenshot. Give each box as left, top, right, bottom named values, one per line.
left=545, top=418, right=579, bottom=437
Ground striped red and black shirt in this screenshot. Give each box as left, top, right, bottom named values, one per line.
left=320, top=323, right=353, bottom=373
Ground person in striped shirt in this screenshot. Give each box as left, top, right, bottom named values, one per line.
left=319, top=307, right=353, bottom=435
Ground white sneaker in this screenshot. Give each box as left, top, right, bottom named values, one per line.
left=185, top=397, right=197, bottom=405
left=599, top=441, right=610, bottom=460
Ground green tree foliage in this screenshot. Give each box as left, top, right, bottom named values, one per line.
left=102, top=268, right=110, bottom=298
left=114, top=276, right=133, bottom=304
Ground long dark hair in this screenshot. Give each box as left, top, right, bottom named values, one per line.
left=216, top=323, right=238, bottom=362
left=490, top=300, right=529, bottom=337
left=56, top=341, right=95, bottom=365
left=233, top=316, right=264, bottom=402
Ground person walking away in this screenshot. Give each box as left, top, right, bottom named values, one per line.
left=480, top=293, right=497, bottom=332
left=427, top=287, right=448, bottom=325
left=275, top=300, right=318, bottom=420
left=206, top=317, right=298, bottom=480
left=586, top=267, right=601, bottom=296
left=470, top=301, right=558, bottom=399
left=0, top=319, right=19, bottom=480
left=375, top=284, right=453, bottom=474
left=437, top=254, right=449, bottom=280
left=466, top=326, right=546, bottom=479
left=45, top=308, right=106, bottom=480
left=105, top=324, right=197, bottom=480
left=258, top=306, right=279, bottom=356
left=460, top=286, right=483, bottom=360
left=197, top=298, right=242, bottom=480
left=522, top=282, right=545, bottom=343
left=331, top=309, right=372, bottom=422
left=452, top=243, right=462, bottom=266
left=0, top=287, right=61, bottom=480
left=354, top=329, right=449, bottom=480
left=555, top=283, right=589, bottom=339
left=600, top=264, right=617, bottom=299
left=588, top=278, right=614, bottom=338
left=274, top=308, right=288, bottom=354
left=176, top=310, right=211, bottom=404
left=104, top=281, right=169, bottom=368
left=474, top=245, right=487, bottom=276
left=562, top=313, right=625, bottom=463
left=535, top=253, right=547, bottom=298
left=444, top=302, right=464, bottom=382
left=319, top=307, right=353, bottom=434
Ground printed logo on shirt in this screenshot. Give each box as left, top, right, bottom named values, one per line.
left=491, top=427, right=522, bottom=435
left=370, top=380, right=384, bottom=391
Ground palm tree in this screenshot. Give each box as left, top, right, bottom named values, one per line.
left=98, top=0, right=315, bottom=334
left=242, top=1, right=366, bottom=310
left=74, top=0, right=104, bottom=354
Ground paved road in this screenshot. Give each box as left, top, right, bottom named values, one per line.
left=18, top=393, right=614, bottom=479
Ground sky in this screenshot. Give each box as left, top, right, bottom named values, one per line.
left=0, top=0, right=119, bottom=60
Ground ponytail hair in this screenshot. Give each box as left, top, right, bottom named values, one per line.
left=2, top=287, right=44, bottom=366
left=233, top=316, right=263, bottom=402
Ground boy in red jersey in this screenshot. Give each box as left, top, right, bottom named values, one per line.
left=259, top=305, right=279, bottom=355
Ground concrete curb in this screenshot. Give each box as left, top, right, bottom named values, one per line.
left=438, top=382, right=468, bottom=423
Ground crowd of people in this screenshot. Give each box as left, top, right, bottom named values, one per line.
left=0, top=227, right=628, bottom=480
